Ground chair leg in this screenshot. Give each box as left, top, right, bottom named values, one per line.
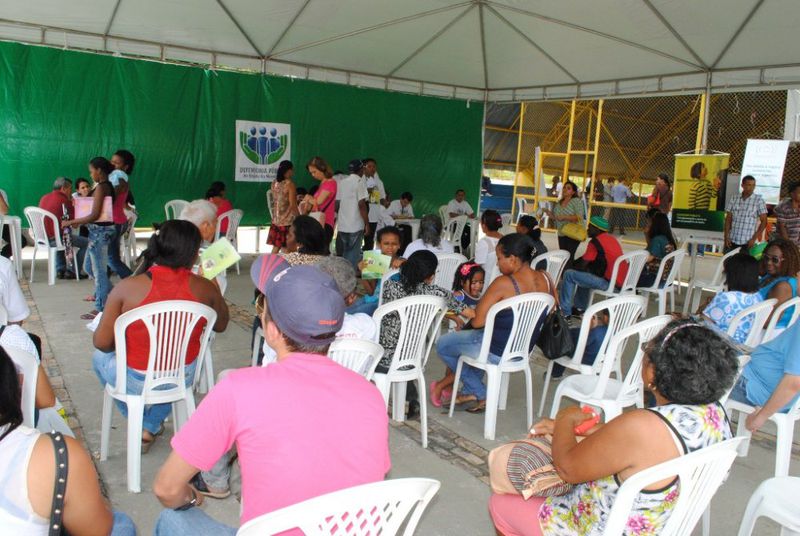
left=498, top=372, right=510, bottom=411
left=702, top=505, right=711, bottom=536
left=125, top=397, right=145, bottom=493
left=601, top=402, right=622, bottom=422
left=47, top=248, right=56, bottom=286
left=29, top=248, right=37, bottom=283
left=373, top=374, right=390, bottom=409
left=392, top=382, right=407, bottom=422
left=549, top=388, right=564, bottom=420
left=657, top=290, right=666, bottom=316
left=734, top=410, right=753, bottom=457
left=538, top=362, right=554, bottom=416
left=484, top=368, right=501, bottom=440
left=523, top=366, right=533, bottom=431
left=774, top=416, right=794, bottom=477
left=736, top=488, right=764, bottom=536
left=448, top=359, right=465, bottom=418
left=417, top=374, right=428, bottom=448
left=100, top=390, right=113, bottom=461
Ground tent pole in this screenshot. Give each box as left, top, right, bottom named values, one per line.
left=701, top=73, right=712, bottom=153
left=512, top=103, right=526, bottom=219
left=479, top=94, right=488, bottom=215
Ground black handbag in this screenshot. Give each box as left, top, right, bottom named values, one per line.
left=536, top=308, right=575, bottom=360
left=535, top=272, right=576, bottom=360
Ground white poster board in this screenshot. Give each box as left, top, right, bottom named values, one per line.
left=234, top=120, right=291, bottom=182
left=740, top=139, right=789, bottom=205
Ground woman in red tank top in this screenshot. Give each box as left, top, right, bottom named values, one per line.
left=91, top=220, right=229, bottom=449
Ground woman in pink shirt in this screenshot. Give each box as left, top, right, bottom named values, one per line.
left=206, top=181, right=234, bottom=236
left=303, top=157, right=337, bottom=245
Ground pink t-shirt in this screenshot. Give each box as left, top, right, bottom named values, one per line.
left=171, top=352, right=390, bottom=527
left=315, top=179, right=337, bottom=228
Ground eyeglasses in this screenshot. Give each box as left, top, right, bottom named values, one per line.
left=255, top=293, right=266, bottom=316
left=764, top=254, right=783, bottom=265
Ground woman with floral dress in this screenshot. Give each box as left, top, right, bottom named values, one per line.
left=489, top=319, right=738, bottom=536
left=267, top=160, right=298, bottom=253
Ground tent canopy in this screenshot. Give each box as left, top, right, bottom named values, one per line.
left=1, top=0, right=799, bottom=101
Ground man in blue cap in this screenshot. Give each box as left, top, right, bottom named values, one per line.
left=153, top=254, right=390, bottom=534
left=559, top=216, right=627, bottom=319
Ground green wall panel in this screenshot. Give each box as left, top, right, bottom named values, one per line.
left=0, top=41, right=483, bottom=227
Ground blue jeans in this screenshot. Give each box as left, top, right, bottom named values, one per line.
left=111, top=510, right=137, bottom=535
left=108, top=223, right=133, bottom=278
left=88, top=224, right=116, bottom=311
left=559, top=269, right=610, bottom=316
left=92, top=349, right=197, bottom=435
left=154, top=508, right=236, bottom=536
left=436, top=329, right=500, bottom=400
left=728, top=376, right=752, bottom=406
left=336, top=230, right=364, bottom=269
left=346, top=296, right=379, bottom=316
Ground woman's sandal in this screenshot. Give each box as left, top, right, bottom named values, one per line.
left=80, top=310, right=99, bottom=320
left=449, top=396, right=480, bottom=412
left=83, top=295, right=96, bottom=302
left=466, top=401, right=487, bottom=414
left=141, top=424, right=165, bottom=454
left=429, top=381, right=442, bottom=408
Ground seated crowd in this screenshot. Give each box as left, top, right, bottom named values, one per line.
left=2, top=165, right=800, bottom=536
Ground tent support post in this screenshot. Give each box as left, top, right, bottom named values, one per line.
left=511, top=103, right=526, bottom=220
left=699, top=73, right=712, bottom=153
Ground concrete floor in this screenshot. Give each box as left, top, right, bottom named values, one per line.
left=23, top=228, right=794, bottom=535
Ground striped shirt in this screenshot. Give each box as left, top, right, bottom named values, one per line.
left=727, top=193, right=766, bottom=245
left=774, top=199, right=800, bottom=247
left=688, top=179, right=716, bottom=210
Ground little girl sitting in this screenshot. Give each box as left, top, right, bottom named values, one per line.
left=430, top=262, right=485, bottom=407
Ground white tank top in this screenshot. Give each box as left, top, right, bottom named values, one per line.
left=0, top=424, right=49, bottom=535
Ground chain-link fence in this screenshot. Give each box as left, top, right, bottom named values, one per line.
left=505, top=90, right=795, bottom=236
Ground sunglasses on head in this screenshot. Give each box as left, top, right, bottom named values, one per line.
left=764, top=254, right=783, bottom=265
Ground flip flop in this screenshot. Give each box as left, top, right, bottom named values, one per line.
left=429, top=381, right=442, bottom=408
left=83, top=295, right=96, bottom=302
left=141, top=424, right=165, bottom=454
left=80, top=310, right=99, bottom=320
left=449, top=399, right=480, bottom=412
left=466, top=402, right=487, bottom=414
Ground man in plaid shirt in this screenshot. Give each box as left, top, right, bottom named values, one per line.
left=724, top=175, right=767, bottom=253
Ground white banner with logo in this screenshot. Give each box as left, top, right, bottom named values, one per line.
left=234, top=120, right=291, bottom=182
left=740, top=139, right=789, bottom=205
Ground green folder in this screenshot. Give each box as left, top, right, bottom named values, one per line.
left=361, top=250, right=391, bottom=280
left=200, top=238, right=241, bottom=279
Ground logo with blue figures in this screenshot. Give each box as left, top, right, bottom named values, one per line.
left=240, top=126, right=288, bottom=165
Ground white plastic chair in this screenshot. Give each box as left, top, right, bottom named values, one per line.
left=637, top=249, right=687, bottom=315
left=0, top=303, right=7, bottom=325
left=215, top=209, right=244, bottom=274
left=447, top=293, right=554, bottom=440
left=327, top=338, right=384, bottom=380
left=378, top=268, right=400, bottom=307
left=500, top=213, right=512, bottom=228
left=438, top=205, right=449, bottom=228
left=236, top=478, right=440, bottom=536
left=682, top=247, right=741, bottom=314
left=372, top=295, right=446, bottom=448
left=433, top=253, right=467, bottom=291
left=5, top=346, right=38, bottom=428
left=99, top=300, right=217, bottom=492
left=120, top=210, right=138, bottom=267
left=726, top=389, right=800, bottom=477
left=549, top=315, right=671, bottom=420
left=588, top=249, right=649, bottom=303
left=604, top=437, right=746, bottom=536
left=531, top=249, right=570, bottom=285
left=164, top=199, right=189, bottom=220
left=727, top=298, right=777, bottom=348
left=762, top=296, right=800, bottom=343
left=23, top=207, right=80, bottom=285
left=539, top=295, right=647, bottom=416
left=444, top=215, right=468, bottom=253
left=737, top=477, right=800, bottom=536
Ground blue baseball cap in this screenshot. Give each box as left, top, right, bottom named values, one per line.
left=250, top=254, right=344, bottom=346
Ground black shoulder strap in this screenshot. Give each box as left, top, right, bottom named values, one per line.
left=47, top=431, right=69, bottom=536
left=0, top=325, right=5, bottom=337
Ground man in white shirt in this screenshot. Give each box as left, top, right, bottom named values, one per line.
left=447, top=189, right=475, bottom=219
left=446, top=189, right=475, bottom=252
left=335, top=160, right=369, bottom=269
left=0, top=256, right=30, bottom=324
left=363, top=158, right=387, bottom=251
left=609, top=177, right=633, bottom=235
left=387, top=192, right=415, bottom=250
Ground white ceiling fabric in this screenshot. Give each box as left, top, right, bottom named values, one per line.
left=1, top=0, right=798, bottom=102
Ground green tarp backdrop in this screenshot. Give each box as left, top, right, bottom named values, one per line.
left=0, top=41, right=483, bottom=227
